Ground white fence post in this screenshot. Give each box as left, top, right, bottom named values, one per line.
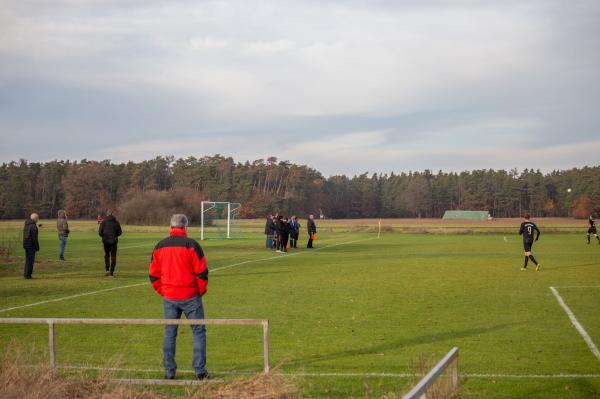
left=48, top=320, right=56, bottom=368
left=262, top=320, right=270, bottom=374
left=402, top=347, right=459, bottom=399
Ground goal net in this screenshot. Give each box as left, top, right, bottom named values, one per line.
left=200, top=201, right=241, bottom=240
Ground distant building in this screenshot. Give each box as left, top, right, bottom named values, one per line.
left=442, top=210, right=492, bottom=221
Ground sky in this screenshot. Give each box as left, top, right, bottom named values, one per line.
left=1, top=0, right=599, bottom=176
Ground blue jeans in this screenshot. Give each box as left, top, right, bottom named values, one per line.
left=266, top=235, right=274, bottom=249
left=163, top=295, right=206, bottom=376
left=59, top=236, right=67, bottom=258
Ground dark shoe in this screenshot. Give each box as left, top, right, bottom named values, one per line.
left=196, top=371, right=212, bottom=381
left=164, top=373, right=175, bottom=380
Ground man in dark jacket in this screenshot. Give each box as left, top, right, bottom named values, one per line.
left=264, top=214, right=274, bottom=249
left=307, top=214, right=317, bottom=248
left=289, top=215, right=300, bottom=248
left=98, top=210, right=122, bottom=276
left=56, top=210, right=69, bottom=261
left=149, top=214, right=210, bottom=381
left=277, top=217, right=291, bottom=253
left=23, top=213, right=40, bottom=279
left=274, top=215, right=283, bottom=251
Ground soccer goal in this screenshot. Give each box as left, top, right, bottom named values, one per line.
left=200, top=201, right=241, bottom=240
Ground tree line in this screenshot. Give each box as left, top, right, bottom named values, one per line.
left=0, top=155, right=598, bottom=223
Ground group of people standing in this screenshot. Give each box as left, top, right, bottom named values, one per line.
left=264, top=213, right=317, bottom=252
left=22, top=211, right=210, bottom=381
left=21, top=209, right=122, bottom=279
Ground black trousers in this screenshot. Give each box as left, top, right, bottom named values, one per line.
left=103, top=242, right=118, bottom=274
left=24, top=248, right=36, bottom=278
left=307, top=234, right=314, bottom=248
left=290, top=233, right=299, bottom=248
left=280, top=235, right=289, bottom=252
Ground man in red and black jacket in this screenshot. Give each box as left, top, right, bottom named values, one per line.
left=149, top=214, right=210, bottom=381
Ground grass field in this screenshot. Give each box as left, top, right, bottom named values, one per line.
left=1, top=218, right=599, bottom=398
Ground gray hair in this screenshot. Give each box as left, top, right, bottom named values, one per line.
left=170, top=214, right=189, bottom=228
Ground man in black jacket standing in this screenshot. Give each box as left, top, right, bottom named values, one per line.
left=99, top=210, right=122, bottom=277
left=264, top=214, right=275, bottom=249
left=23, top=213, right=40, bottom=279
left=307, top=214, right=317, bottom=248
left=277, top=217, right=291, bottom=253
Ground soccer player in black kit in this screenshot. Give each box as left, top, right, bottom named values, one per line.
left=587, top=215, right=600, bottom=244
left=519, top=213, right=541, bottom=271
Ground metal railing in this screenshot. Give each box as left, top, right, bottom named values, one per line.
left=402, top=347, right=459, bottom=399
left=0, top=318, right=270, bottom=374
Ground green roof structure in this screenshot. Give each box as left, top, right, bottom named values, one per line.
left=442, top=210, right=491, bottom=220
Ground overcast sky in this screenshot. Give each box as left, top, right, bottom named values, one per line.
left=1, top=0, right=599, bottom=176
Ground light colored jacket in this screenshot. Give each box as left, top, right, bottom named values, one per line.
left=57, top=210, right=69, bottom=237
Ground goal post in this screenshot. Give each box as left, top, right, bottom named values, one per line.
left=200, top=201, right=241, bottom=240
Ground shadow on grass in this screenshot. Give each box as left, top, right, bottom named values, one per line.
left=282, top=321, right=523, bottom=368
left=558, top=262, right=599, bottom=270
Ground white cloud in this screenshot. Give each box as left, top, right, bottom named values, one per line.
left=1, top=0, right=599, bottom=174
left=189, top=36, right=230, bottom=50
left=243, top=39, right=296, bottom=55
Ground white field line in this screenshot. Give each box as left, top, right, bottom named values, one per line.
left=549, top=286, right=600, bottom=362
left=210, top=237, right=377, bottom=273
left=461, top=373, right=600, bottom=379
left=552, top=286, right=600, bottom=289
left=119, top=243, right=154, bottom=250
left=59, top=366, right=600, bottom=379
left=0, top=236, right=377, bottom=313
left=0, top=283, right=147, bottom=314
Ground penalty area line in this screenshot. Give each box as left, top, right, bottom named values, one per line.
left=0, top=283, right=147, bottom=314
left=119, top=243, right=155, bottom=250
left=550, top=286, right=600, bottom=362
left=210, top=236, right=378, bottom=273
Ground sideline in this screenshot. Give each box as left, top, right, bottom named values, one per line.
left=551, top=286, right=600, bottom=289
left=0, top=236, right=377, bottom=313
left=60, top=365, right=600, bottom=379
left=549, top=286, right=600, bottom=362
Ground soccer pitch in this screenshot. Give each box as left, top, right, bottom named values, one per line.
left=1, top=220, right=599, bottom=398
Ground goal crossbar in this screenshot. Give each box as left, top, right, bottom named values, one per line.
left=0, top=317, right=270, bottom=374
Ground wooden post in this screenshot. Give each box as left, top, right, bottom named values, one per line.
left=48, top=321, right=56, bottom=368
left=262, top=320, right=270, bottom=374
